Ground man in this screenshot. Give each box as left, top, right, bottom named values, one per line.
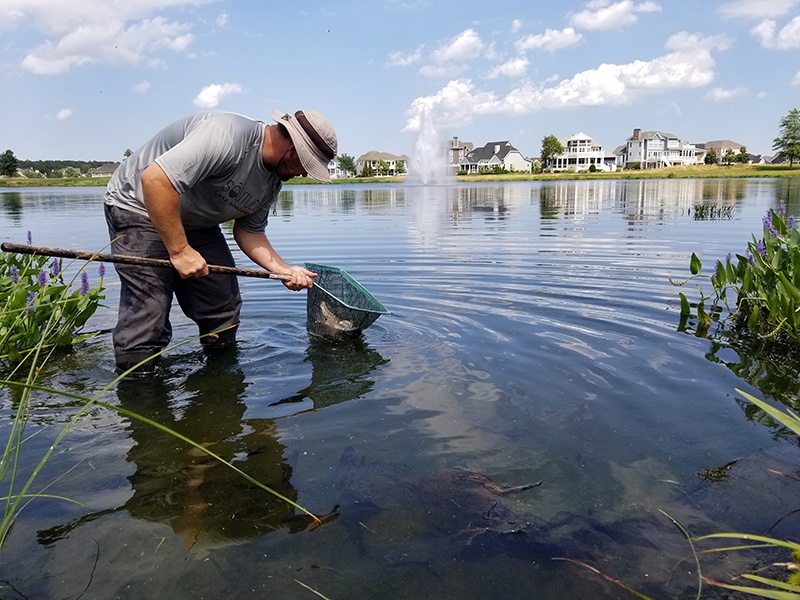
left=104, top=108, right=337, bottom=373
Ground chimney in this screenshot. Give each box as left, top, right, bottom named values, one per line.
left=632, top=128, right=641, bottom=140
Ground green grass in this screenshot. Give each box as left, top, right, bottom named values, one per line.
left=3, top=164, right=797, bottom=188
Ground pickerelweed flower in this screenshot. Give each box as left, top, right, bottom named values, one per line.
left=747, top=250, right=755, bottom=265
left=98, top=263, right=105, bottom=278
left=763, top=211, right=778, bottom=238
left=25, top=291, right=35, bottom=314
left=788, top=215, right=796, bottom=230
left=51, top=259, right=61, bottom=278
left=10, top=265, right=18, bottom=284
left=726, top=252, right=733, bottom=263
left=38, top=270, right=47, bottom=287
left=756, top=239, right=767, bottom=257
left=80, top=271, right=89, bottom=296
left=779, top=203, right=787, bottom=218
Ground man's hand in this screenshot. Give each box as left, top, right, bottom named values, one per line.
left=282, top=265, right=317, bottom=291
left=170, top=246, right=209, bottom=279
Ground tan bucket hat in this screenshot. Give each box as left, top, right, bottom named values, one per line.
left=271, top=108, right=337, bottom=182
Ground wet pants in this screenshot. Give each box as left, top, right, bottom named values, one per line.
left=105, top=204, right=242, bottom=370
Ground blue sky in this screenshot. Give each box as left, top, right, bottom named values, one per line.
left=1, top=0, right=799, bottom=161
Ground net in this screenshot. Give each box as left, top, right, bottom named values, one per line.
left=305, top=263, right=390, bottom=340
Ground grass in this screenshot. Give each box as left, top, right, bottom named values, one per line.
left=3, top=163, right=798, bottom=188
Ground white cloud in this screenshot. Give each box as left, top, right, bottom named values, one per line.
left=751, top=16, right=800, bottom=49
left=133, top=80, right=152, bottom=93
left=386, top=47, right=423, bottom=67
left=793, top=71, right=800, bottom=85
left=486, top=57, right=529, bottom=79
left=430, top=28, right=484, bottom=64
left=193, top=82, right=243, bottom=108
left=405, top=32, right=731, bottom=130
left=56, top=108, right=72, bottom=120
left=568, top=0, right=662, bottom=31
left=705, top=86, right=747, bottom=102
left=3, top=0, right=214, bottom=74
left=511, top=19, right=522, bottom=34
left=515, top=28, right=583, bottom=53
left=719, top=0, right=799, bottom=19
left=215, top=12, right=229, bottom=27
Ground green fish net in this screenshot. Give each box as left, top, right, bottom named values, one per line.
left=305, top=263, right=389, bottom=340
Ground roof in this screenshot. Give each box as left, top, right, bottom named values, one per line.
left=358, top=151, right=410, bottom=162
left=465, top=141, right=521, bottom=162
left=705, top=139, right=745, bottom=149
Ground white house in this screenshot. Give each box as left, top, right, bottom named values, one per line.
left=356, top=151, right=410, bottom=176
left=460, top=141, right=531, bottom=174
left=617, top=129, right=699, bottom=169
left=551, top=132, right=617, bottom=172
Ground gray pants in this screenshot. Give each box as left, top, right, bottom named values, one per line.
left=105, top=204, right=242, bottom=369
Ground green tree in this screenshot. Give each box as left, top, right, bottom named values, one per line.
left=773, top=108, right=800, bottom=167
left=737, top=146, right=749, bottom=164
left=360, top=162, right=374, bottom=177
left=337, top=154, right=355, bottom=177
left=124, top=148, right=132, bottom=158
left=704, top=148, right=718, bottom=165
left=376, top=159, right=390, bottom=176
left=396, top=160, right=406, bottom=175
left=723, top=149, right=736, bottom=166
left=540, top=135, right=563, bottom=171
left=0, top=150, right=19, bottom=177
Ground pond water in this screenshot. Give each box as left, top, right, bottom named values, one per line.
left=1, top=180, right=799, bottom=599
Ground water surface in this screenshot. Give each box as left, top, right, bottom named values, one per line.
left=1, top=180, right=799, bottom=599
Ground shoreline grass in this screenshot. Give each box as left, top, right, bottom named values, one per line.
left=1, top=164, right=798, bottom=188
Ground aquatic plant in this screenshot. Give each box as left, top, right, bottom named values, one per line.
left=673, top=205, right=800, bottom=344
left=0, top=234, right=105, bottom=365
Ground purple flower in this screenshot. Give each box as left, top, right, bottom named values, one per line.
left=755, top=239, right=767, bottom=257
left=779, top=203, right=787, bottom=218
left=51, top=259, right=61, bottom=278
left=10, top=266, right=18, bottom=284
left=26, top=231, right=32, bottom=245
left=80, top=271, right=89, bottom=296
left=747, top=251, right=755, bottom=265
left=38, top=270, right=47, bottom=286
left=788, top=215, right=796, bottom=230
left=25, top=291, right=35, bottom=314
left=725, top=252, right=733, bottom=263
left=98, top=263, right=105, bottom=278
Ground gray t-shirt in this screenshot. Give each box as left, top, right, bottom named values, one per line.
left=105, top=112, right=282, bottom=233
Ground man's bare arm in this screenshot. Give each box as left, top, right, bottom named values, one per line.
left=141, top=162, right=208, bottom=278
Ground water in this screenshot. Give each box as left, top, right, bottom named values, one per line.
left=1, top=180, right=799, bottom=599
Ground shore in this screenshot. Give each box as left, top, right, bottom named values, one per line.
left=1, top=163, right=798, bottom=188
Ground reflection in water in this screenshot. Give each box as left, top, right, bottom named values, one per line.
left=540, top=179, right=745, bottom=219
left=0, top=192, right=23, bottom=224
left=36, top=340, right=386, bottom=553
left=38, top=350, right=339, bottom=554
left=261, top=336, right=389, bottom=415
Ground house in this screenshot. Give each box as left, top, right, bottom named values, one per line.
left=89, top=162, right=119, bottom=178
left=355, top=151, right=410, bottom=176
left=327, top=157, right=344, bottom=179
left=447, top=137, right=473, bottom=175
left=551, top=132, right=617, bottom=172
left=617, top=129, right=699, bottom=169
left=460, top=141, right=531, bottom=174
left=704, top=139, right=746, bottom=160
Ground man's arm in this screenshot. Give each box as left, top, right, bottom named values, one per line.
left=233, top=226, right=316, bottom=291
left=140, top=162, right=208, bottom=278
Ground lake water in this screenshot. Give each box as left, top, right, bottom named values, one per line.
left=1, top=180, right=799, bottom=599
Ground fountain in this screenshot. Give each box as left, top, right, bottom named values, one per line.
left=407, top=108, right=456, bottom=186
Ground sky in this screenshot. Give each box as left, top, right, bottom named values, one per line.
left=1, top=0, right=799, bottom=162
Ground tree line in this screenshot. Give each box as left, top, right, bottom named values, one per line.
left=0, top=151, right=111, bottom=178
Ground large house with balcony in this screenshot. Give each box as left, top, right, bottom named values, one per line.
left=551, top=132, right=617, bottom=172
left=616, top=129, right=700, bottom=169
left=460, top=140, right=531, bottom=174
